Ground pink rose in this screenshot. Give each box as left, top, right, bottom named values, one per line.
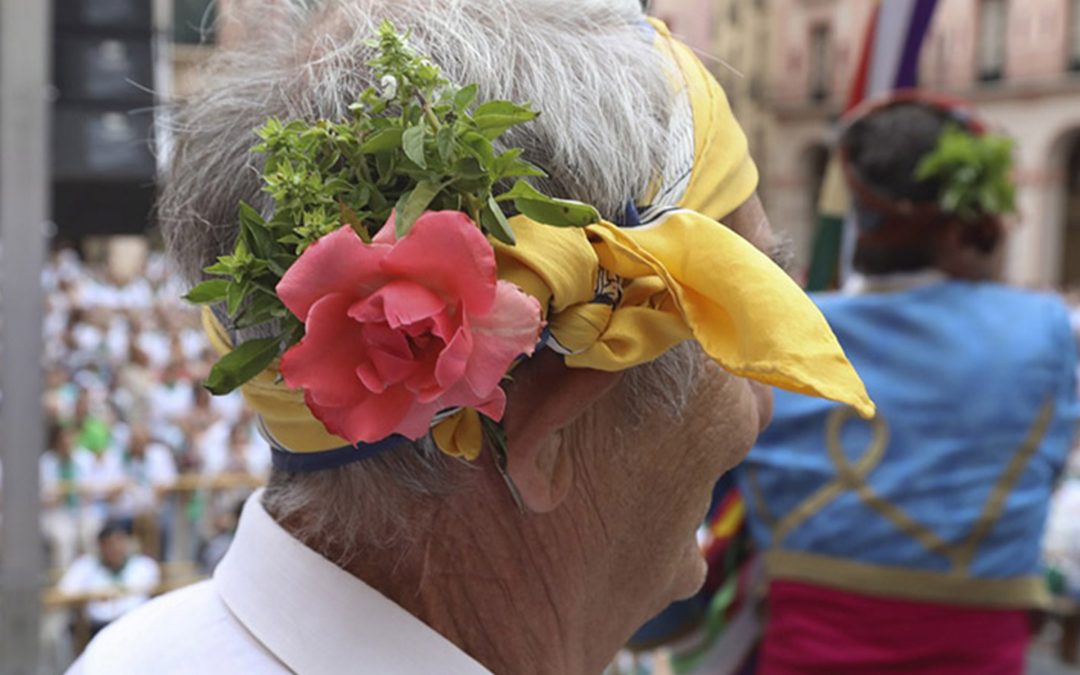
left=277, top=211, right=543, bottom=444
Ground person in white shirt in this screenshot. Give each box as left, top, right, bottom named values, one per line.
left=41, top=424, right=104, bottom=569
left=113, top=425, right=178, bottom=522
left=58, top=522, right=161, bottom=638
left=67, top=1, right=866, bottom=673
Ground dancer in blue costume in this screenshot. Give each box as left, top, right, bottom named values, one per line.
left=740, top=92, right=1080, bottom=675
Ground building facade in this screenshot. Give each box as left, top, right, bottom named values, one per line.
left=172, top=0, right=1080, bottom=285
left=766, top=0, right=1080, bottom=286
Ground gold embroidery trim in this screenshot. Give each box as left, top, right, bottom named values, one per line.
left=952, top=399, right=1054, bottom=572
left=766, top=550, right=1049, bottom=609
left=762, top=399, right=1055, bottom=576
left=771, top=407, right=889, bottom=545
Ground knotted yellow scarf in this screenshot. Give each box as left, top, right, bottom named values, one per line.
left=205, top=19, right=875, bottom=462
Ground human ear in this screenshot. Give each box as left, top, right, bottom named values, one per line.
left=500, top=349, right=623, bottom=513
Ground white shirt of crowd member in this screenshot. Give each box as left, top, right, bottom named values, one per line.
left=58, top=525, right=160, bottom=626
left=25, top=249, right=272, bottom=573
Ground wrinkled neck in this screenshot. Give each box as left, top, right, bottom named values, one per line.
left=284, top=468, right=617, bottom=675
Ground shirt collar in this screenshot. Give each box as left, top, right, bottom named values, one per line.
left=842, top=269, right=948, bottom=296
left=213, top=490, right=492, bottom=675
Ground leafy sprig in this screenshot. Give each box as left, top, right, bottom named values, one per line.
left=915, top=124, right=1017, bottom=221
left=186, top=21, right=600, bottom=395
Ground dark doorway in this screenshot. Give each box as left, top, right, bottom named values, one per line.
left=1063, top=138, right=1080, bottom=287
left=802, top=144, right=830, bottom=227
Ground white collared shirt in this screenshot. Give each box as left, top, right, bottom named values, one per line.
left=68, top=490, right=492, bottom=675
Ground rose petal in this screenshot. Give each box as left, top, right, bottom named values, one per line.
left=434, top=322, right=473, bottom=390
left=277, top=226, right=391, bottom=321
left=433, top=381, right=507, bottom=421
left=355, top=362, right=387, bottom=394
left=382, top=211, right=498, bottom=315
left=360, top=322, right=412, bottom=361
left=463, top=281, right=544, bottom=397
left=279, top=292, right=369, bottom=407
left=369, top=347, right=423, bottom=386
left=372, top=213, right=398, bottom=245
left=474, top=387, right=507, bottom=420
left=348, top=280, right=447, bottom=330
left=405, top=355, right=443, bottom=400
left=324, top=385, right=439, bottom=443
left=392, top=398, right=443, bottom=440
left=302, top=389, right=368, bottom=440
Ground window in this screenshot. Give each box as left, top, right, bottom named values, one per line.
left=809, top=24, right=832, bottom=102
left=977, top=0, right=1007, bottom=81
left=174, top=0, right=216, bottom=45
left=1070, top=0, right=1080, bottom=71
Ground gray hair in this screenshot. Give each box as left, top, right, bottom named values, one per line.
left=162, top=0, right=669, bottom=281
left=162, top=0, right=705, bottom=551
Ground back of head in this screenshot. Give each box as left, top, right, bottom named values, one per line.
left=160, top=0, right=680, bottom=550
left=161, top=0, right=668, bottom=283
left=843, top=102, right=951, bottom=205
left=839, top=97, right=1008, bottom=277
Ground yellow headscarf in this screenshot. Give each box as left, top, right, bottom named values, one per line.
left=206, top=19, right=874, bottom=462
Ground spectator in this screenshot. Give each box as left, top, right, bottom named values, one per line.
left=198, top=500, right=243, bottom=574
left=41, top=424, right=102, bottom=569
left=58, top=522, right=160, bottom=639
left=112, top=425, right=177, bottom=558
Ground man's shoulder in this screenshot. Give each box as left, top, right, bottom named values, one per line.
left=72, top=580, right=285, bottom=674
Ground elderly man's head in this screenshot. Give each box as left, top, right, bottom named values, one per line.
left=162, top=1, right=773, bottom=670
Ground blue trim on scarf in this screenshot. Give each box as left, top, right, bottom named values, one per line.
left=269, top=435, right=406, bottom=473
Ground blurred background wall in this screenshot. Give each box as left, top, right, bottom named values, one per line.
left=652, top=0, right=1080, bottom=288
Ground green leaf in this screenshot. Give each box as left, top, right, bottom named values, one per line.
left=183, top=279, right=229, bottom=305
left=238, top=202, right=274, bottom=259
left=375, top=153, right=396, bottom=184
left=493, top=148, right=546, bottom=179
left=234, top=292, right=284, bottom=329
left=339, top=200, right=371, bottom=243
left=360, top=128, right=404, bottom=154
left=402, top=124, right=427, bottom=168
left=472, top=101, right=539, bottom=139
left=474, top=100, right=534, bottom=117
left=480, top=196, right=516, bottom=245
left=454, top=84, right=478, bottom=112
left=914, top=124, right=1016, bottom=220
left=436, top=125, right=455, bottom=163
left=496, top=179, right=600, bottom=227
left=226, top=281, right=246, bottom=317
left=204, top=337, right=281, bottom=395
left=203, top=261, right=231, bottom=276
left=460, top=132, right=495, bottom=166
left=394, top=180, right=443, bottom=237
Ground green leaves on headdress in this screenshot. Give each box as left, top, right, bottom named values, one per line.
left=914, top=124, right=1017, bottom=221
left=185, top=21, right=600, bottom=395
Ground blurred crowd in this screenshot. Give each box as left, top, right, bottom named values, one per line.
left=31, top=247, right=269, bottom=571
left=0, top=246, right=273, bottom=668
